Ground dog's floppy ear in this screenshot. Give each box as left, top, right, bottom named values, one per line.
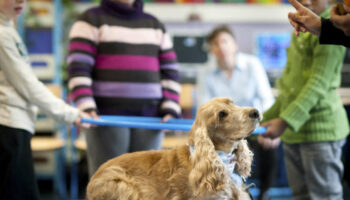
left=188, top=119, right=230, bottom=198
left=234, top=139, right=253, bottom=178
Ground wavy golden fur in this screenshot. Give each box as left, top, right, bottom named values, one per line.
left=86, top=97, right=260, bottom=200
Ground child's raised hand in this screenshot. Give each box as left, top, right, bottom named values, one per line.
left=288, top=0, right=322, bottom=36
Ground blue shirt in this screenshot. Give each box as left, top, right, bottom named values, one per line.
left=197, top=52, right=274, bottom=112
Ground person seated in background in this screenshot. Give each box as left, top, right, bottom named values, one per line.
left=196, top=25, right=280, bottom=200
left=288, top=0, right=350, bottom=47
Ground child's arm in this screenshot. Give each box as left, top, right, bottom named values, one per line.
left=319, top=17, right=350, bottom=47
left=158, top=25, right=181, bottom=118
left=279, top=43, right=345, bottom=132
left=0, top=33, right=80, bottom=125
left=67, top=17, right=98, bottom=114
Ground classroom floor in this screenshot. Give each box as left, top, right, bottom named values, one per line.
left=37, top=178, right=350, bottom=200
left=36, top=130, right=350, bottom=200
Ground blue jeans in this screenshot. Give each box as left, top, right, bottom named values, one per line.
left=85, top=126, right=164, bottom=177
left=283, top=140, right=345, bottom=200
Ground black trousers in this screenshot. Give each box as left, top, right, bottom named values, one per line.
left=0, top=124, right=40, bottom=200
left=248, top=138, right=279, bottom=194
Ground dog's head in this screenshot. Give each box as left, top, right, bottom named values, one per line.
left=189, top=97, right=260, bottom=152
left=188, top=97, right=260, bottom=198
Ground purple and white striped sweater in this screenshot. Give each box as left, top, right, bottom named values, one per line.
left=67, top=0, right=181, bottom=117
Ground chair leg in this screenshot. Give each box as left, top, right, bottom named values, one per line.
left=54, top=148, right=67, bottom=199
left=70, top=126, right=79, bottom=200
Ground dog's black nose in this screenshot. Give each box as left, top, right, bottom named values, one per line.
left=249, top=109, right=260, bottom=119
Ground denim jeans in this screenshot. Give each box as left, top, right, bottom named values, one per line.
left=283, top=139, right=345, bottom=200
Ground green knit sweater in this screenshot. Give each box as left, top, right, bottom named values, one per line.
left=262, top=8, right=349, bottom=144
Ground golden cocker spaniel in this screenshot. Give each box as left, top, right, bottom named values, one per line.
left=86, top=97, right=260, bottom=200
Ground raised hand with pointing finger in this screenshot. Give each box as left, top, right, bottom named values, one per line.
left=287, top=0, right=322, bottom=36
left=287, top=0, right=350, bottom=47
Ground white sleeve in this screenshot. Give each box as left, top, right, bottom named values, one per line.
left=196, top=67, right=213, bottom=107
left=0, top=33, right=79, bottom=124
left=251, top=57, right=275, bottom=112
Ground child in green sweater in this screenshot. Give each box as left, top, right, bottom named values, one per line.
left=260, top=0, right=349, bottom=199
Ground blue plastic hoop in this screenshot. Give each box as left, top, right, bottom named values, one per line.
left=81, top=115, right=266, bottom=134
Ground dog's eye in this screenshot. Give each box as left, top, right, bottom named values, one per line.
left=219, top=111, right=228, bottom=119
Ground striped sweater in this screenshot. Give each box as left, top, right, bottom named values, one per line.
left=67, top=0, right=181, bottom=117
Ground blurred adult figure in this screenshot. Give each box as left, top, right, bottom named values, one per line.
left=197, top=25, right=279, bottom=200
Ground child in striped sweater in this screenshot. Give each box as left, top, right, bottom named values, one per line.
left=67, top=0, right=181, bottom=176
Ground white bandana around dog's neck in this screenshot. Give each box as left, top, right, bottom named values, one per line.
left=189, top=146, right=244, bottom=187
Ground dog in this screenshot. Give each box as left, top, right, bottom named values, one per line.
left=86, top=97, right=260, bottom=200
